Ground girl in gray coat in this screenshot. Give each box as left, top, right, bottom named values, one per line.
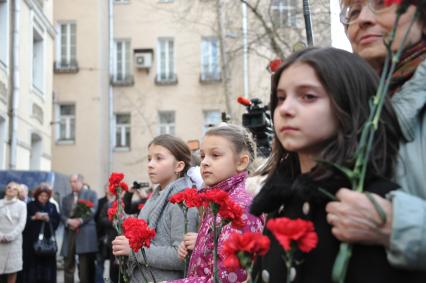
left=112, top=135, right=199, bottom=282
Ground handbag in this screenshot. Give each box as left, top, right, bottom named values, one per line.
left=33, top=220, right=57, bottom=256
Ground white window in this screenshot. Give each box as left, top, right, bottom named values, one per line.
left=203, top=110, right=221, bottom=132
left=158, top=111, right=175, bottom=135
left=0, top=0, right=9, bottom=67
left=57, top=104, right=75, bottom=142
left=114, top=0, right=129, bottom=3
left=157, top=38, right=175, bottom=82
left=56, top=22, right=77, bottom=69
left=201, top=37, right=220, bottom=81
left=114, top=113, right=131, bottom=148
left=271, top=0, right=297, bottom=28
left=32, top=28, right=44, bottom=93
left=114, top=39, right=131, bottom=82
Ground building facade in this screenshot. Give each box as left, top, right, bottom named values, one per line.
left=52, top=0, right=335, bottom=193
left=0, top=0, right=55, bottom=171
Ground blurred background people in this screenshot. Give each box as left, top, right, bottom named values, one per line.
left=22, top=184, right=60, bottom=283
left=0, top=182, right=27, bottom=283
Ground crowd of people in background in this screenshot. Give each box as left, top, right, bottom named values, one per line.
left=0, top=2, right=425, bottom=283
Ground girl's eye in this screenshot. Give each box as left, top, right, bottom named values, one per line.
left=200, top=154, right=205, bottom=159
left=301, top=94, right=317, bottom=101
left=277, top=95, right=286, bottom=105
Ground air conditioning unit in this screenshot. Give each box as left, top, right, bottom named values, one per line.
left=135, top=53, right=152, bottom=69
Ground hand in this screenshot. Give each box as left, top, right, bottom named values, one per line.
left=183, top=232, right=197, bottom=251
left=178, top=241, right=188, bottom=261
left=41, top=214, right=50, bottom=222
left=325, top=188, right=392, bottom=247
left=112, top=235, right=131, bottom=256
left=67, top=218, right=81, bottom=230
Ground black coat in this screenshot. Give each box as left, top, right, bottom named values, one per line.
left=250, top=168, right=426, bottom=283
left=22, top=201, right=60, bottom=283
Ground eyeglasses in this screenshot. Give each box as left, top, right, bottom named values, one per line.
left=340, top=0, right=395, bottom=25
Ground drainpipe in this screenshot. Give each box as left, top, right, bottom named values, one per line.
left=241, top=1, right=249, bottom=98
left=108, top=0, right=114, bottom=174
left=9, top=0, right=20, bottom=169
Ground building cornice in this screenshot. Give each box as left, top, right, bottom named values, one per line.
left=23, top=0, right=56, bottom=38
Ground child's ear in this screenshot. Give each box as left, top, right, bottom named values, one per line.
left=236, top=153, right=250, bottom=172
left=175, top=161, right=186, bottom=174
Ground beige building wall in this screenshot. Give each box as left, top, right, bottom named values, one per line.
left=0, top=0, right=54, bottom=171
left=52, top=0, right=110, bottom=191
left=52, top=0, right=333, bottom=194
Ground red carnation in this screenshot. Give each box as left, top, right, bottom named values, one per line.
left=123, top=217, right=156, bottom=252
left=169, top=188, right=204, bottom=208
left=268, top=58, right=284, bottom=73
left=108, top=172, right=129, bottom=195
left=201, top=189, right=229, bottom=208
left=266, top=217, right=318, bottom=253
left=384, top=0, right=401, bottom=5
left=78, top=199, right=94, bottom=208
left=138, top=203, right=145, bottom=210
left=107, top=200, right=125, bottom=221
left=223, top=232, right=270, bottom=271
left=218, top=199, right=245, bottom=228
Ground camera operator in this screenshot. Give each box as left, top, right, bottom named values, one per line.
left=123, top=182, right=152, bottom=215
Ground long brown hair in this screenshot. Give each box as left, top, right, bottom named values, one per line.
left=263, top=47, right=401, bottom=182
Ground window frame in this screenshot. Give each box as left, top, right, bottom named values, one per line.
left=156, top=38, right=176, bottom=83
left=56, top=104, right=76, bottom=143
left=114, top=113, right=131, bottom=150
left=271, top=0, right=297, bottom=28
left=200, top=37, right=221, bottom=82
left=158, top=111, right=176, bottom=135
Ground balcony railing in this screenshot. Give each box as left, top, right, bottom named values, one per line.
left=155, top=73, right=178, bottom=85
left=111, top=74, right=134, bottom=87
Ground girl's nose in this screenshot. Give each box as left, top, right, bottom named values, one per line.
left=277, top=97, right=295, bottom=117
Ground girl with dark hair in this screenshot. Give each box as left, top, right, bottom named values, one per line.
left=22, top=183, right=60, bottom=283
left=250, top=47, right=425, bottom=283
left=112, top=134, right=199, bottom=282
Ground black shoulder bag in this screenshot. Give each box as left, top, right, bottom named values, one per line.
left=33, top=221, right=58, bottom=256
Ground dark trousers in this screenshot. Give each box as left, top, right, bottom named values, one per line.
left=64, top=231, right=96, bottom=283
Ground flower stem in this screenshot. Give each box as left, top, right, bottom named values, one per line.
left=183, top=207, right=189, bottom=277
left=142, top=248, right=157, bottom=283
left=213, top=211, right=220, bottom=283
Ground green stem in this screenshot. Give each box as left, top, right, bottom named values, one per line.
left=213, top=211, right=220, bottom=283
left=183, top=207, right=189, bottom=278
left=142, top=248, right=157, bottom=283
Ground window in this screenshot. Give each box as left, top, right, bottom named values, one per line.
left=156, top=38, right=176, bottom=83
left=0, top=116, right=6, bottom=169
left=57, top=104, right=75, bottom=142
left=0, top=0, right=8, bottom=67
left=114, top=0, right=129, bottom=3
left=201, top=37, right=221, bottom=82
left=55, top=22, right=77, bottom=71
left=32, top=27, right=44, bottom=93
left=113, top=39, right=132, bottom=85
left=203, top=110, right=221, bottom=132
left=114, top=113, right=131, bottom=149
left=158, top=111, right=175, bottom=135
left=271, top=0, right=297, bottom=28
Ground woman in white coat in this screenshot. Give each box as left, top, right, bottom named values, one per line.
left=0, top=182, right=27, bottom=283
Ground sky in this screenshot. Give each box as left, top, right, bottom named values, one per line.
left=329, top=0, right=353, bottom=52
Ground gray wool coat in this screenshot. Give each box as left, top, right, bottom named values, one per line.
left=128, top=177, right=199, bottom=282
left=60, top=188, right=98, bottom=257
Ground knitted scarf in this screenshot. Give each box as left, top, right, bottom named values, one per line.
left=389, top=39, right=426, bottom=95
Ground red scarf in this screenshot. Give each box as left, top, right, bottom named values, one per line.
left=389, top=39, right=426, bottom=95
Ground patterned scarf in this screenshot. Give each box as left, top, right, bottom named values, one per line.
left=389, top=39, right=426, bottom=95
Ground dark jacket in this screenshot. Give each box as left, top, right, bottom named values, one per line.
left=22, top=200, right=60, bottom=283
left=250, top=166, right=426, bottom=283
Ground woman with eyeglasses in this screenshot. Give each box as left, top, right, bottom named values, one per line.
left=326, top=0, right=426, bottom=271
left=0, top=182, right=27, bottom=283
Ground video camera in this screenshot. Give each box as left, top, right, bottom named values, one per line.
left=237, top=97, right=273, bottom=157
left=133, top=181, right=150, bottom=190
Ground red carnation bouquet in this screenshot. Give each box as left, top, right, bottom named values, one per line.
left=200, top=189, right=245, bottom=283
left=223, top=232, right=270, bottom=282
left=123, top=217, right=157, bottom=283
left=72, top=199, right=94, bottom=219
left=169, top=188, right=203, bottom=276
left=266, top=217, right=318, bottom=283
left=108, top=173, right=130, bottom=283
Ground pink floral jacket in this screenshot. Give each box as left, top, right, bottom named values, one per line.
left=169, top=172, right=264, bottom=283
